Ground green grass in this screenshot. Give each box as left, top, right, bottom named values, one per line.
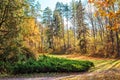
left=89, top=59, right=120, bottom=72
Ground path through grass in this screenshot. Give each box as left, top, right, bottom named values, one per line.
left=50, top=54, right=120, bottom=80
left=50, top=54, right=120, bottom=72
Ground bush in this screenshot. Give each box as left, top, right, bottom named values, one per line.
left=0, top=61, right=13, bottom=74
left=12, top=55, right=94, bottom=74
left=0, top=61, right=5, bottom=74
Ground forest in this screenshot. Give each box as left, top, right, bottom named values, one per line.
left=0, top=0, right=120, bottom=80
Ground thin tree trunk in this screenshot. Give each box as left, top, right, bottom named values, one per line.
left=66, top=4, right=70, bottom=49
left=116, top=31, right=120, bottom=57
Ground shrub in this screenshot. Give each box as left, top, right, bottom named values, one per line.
left=0, top=61, right=13, bottom=74
left=0, top=61, right=5, bottom=74
left=12, top=55, right=94, bottom=74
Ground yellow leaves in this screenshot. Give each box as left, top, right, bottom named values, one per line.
left=99, top=9, right=107, bottom=17
left=94, top=9, right=107, bottom=17
left=94, top=1, right=103, bottom=7
left=110, top=0, right=116, bottom=3
left=94, top=12, right=98, bottom=17
left=107, top=11, right=115, bottom=19
left=105, top=0, right=109, bottom=2
left=21, top=18, right=41, bottom=53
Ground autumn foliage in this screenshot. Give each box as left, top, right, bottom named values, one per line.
left=89, top=0, right=120, bottom=31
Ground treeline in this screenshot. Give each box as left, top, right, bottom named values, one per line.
left=40, top=1, right=87, bottom=54
left=0, top=0, right=120, bottom=62
left=39, top=0, right=120, bottom=58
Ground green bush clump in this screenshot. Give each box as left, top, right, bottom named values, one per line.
left=0, top=61, right=13, bottom=74
left=12, top=55, right=94, bottom=74
left=0, top=61, right=5, bottom=73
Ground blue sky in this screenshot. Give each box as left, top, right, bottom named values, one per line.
left=39, top=0, right=87, bottom=11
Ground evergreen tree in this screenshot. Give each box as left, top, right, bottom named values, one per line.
left=70, top=0, right=78, bottom=48
left=53, top=4, right=64, bottom=37
left=76, top=0, right=87, bottom=53
left=42, top=7, right=53, bottom=49
left=63, top=4, right=71, bottom=49
left=53, top=3, right=64, bottom=50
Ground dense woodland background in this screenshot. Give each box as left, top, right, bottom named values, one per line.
left=0, top=0, right=120, bottom=63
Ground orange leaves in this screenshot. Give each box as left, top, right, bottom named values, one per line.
left=106, top=26, right=111, bottom=30
left=89, top=0, right=120, bottom=32
left=111, top=26, right=119, bottom=31
left=106, top=23, right=119, bottom=31
left=88, top=0, right=94, bottom=3
left=107, top=11, right=115, bottom=19
left=99, top=9, right=107, bottom=17
left=101, top=10, right=120, bottom=31
left=88, top=0, right=116, bottom=8
left=112, top=23, right=119, bottom=31
left=103, top=0, right=116, bottom=6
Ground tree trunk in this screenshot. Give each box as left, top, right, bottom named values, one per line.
left=115, top=31, right=120, bottom=57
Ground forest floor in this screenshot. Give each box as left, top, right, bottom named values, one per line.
left=1, top=54, right=120, bottom=80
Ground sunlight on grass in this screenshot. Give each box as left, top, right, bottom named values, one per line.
left=50, top=54, right=120, bottom=72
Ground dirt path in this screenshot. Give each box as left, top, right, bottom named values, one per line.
left=0, top=73, right=84, bottom=80
left=1, top=70, right=120, bottom=80
left=0, top=77, right=58, bottom=80
left=0, top=75, right=83, bottom=80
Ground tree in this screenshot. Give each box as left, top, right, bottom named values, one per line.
left=21, top=18, right=41, bottom=54
left=63, top=4, right=71, bottom=49
left=42, top=7, right=53, bottom=49
left=24, top=0, right=41, bottom=18
left=85, top=3, right=97, bottom=54
left=89, top=0, right=120, bottom=57
left=0, top=0, right=26, bottom=61
left=70, top=0, right=78, bottom=49
left=76, top=0, right=87, bottom=53
left=55, top=2, right=66, bottom=50
left=53, top=3, right=64, bottom=50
